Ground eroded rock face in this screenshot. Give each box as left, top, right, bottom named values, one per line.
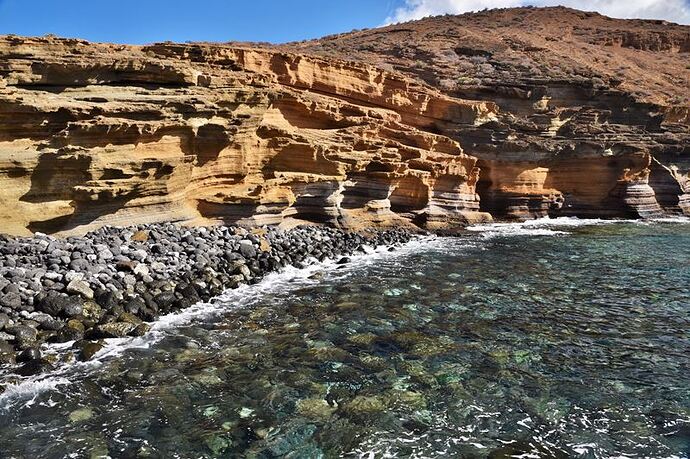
left=0, top=7, right=688, bottom=235
left=0, top=36, right=495, bottom=235
left=292, top=6, right=690, bottom=221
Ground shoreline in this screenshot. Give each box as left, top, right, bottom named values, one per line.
left=0, top=224, right=416, bottom=379
left=2, top=215, right=688, bottom=382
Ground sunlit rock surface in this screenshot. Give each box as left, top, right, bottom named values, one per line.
left=292, top=6, right=690, bottom=220
left=0, top=7, right=688, bottom=235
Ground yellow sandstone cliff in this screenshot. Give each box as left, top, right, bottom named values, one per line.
left=0, top=7, right=688, bottom=235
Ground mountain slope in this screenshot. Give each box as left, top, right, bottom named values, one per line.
left=0, top=7, right=687, bottom=236
left=288, top=7, right=690, bottom=219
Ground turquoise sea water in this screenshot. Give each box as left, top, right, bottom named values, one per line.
left=0, top=218, right=689, bottom=458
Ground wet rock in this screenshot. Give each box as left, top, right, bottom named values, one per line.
left=94, top=290, right=119, bottom=310
left=175, top=283, right=200, bottom=302
left=81, top=301, right=104, bottom=321
left=130, top=323, right=151, bottom=337
left=154, top=291, right=176, bottom=312
left=5, top=324, right=37, bottom=347
left=124, top=297, right=146, bottom=315
left=68, top=407, right=94, bottom=423
left=0, top=340, right=15, bottom=364
left=53, top=324, right=85, bottom=343
left=15, top=358, right=53, bottom=376
left=74, top=340, right=104, bottom=361
left=36, top=292, right=83, bottom=318
left=16, top=347, right=41, bottom=363
left=66, top=319, right=86, bottom=333
left=0, top=331, right=14, bottom=342
left=118, top=312, right=143, bottom=325
left=30, top=312, right=63, bottom=331
left=92, top=322, right=137, bottom=338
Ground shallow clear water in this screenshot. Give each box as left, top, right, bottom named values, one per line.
left=1, top=219, right=689, bottom=458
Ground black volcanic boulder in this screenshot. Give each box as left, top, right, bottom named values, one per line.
left=175, top=283, right=200, bottom=302
left=94, top=289, right=119, bottom=311
left=0, top=292, right=21, bottom=310
left=35, top=291, right=83, bottom=318
left=5, top=324, right=38, bottom=349
left=153, top=291, right=176, bottom=313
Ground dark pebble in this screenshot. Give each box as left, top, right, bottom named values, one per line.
left=17, top=347, right=41, bottom=363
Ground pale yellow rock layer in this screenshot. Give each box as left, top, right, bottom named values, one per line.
left=0, top=7, right=688, bottom=235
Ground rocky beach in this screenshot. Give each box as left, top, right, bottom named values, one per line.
left=0, top=3, right=688, bottom=457
left=0, top=225, right=413, bottom=376
left=0, top=218, right=688, bottom=457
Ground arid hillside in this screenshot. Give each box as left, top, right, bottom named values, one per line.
left=288, top=6, right=690, bottom=219
left=0, top=7, right=688, bottom=236
left=290, top=7, right=689, bottom=108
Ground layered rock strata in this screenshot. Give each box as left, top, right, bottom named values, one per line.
left=292, top=6, right=690, bottom=220
left=0, top=36, right=494, bottom=236
left=0, top=7, right=688, bottom=235
left=0, top=224, right=413, bottom=375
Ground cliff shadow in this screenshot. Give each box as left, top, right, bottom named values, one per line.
left=19, top=152, right=93, bottom=204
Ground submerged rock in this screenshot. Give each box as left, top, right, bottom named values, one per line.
left=343, top=395, right=386, bottom=417
left=296, top=398, right=338, bottom=420
left=205, top=434, right=232, bottom=456
left=74, top=340, right=104, bottom=361
left=68, top=407, right=94, bottom=423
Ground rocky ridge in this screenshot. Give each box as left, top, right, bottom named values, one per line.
left=290, top=6, right=690, bottom=219
left=1, top=7, right=687, bottom=236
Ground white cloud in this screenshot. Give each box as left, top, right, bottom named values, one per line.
left=386, top=0, right=690, bottom=24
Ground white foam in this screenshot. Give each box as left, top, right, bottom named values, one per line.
left=464, top=216, right=671, bottom=238
left=466, top=218, right=571, bottom=238
left=649, top=216, right=690, bottom=224
left=0, top=376, right=71, bottom=409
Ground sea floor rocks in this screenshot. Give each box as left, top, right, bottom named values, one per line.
left=0, top=224, right=415, bottom=376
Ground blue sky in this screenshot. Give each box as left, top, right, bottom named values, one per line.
left=0, top=0, right=687, bottom=45
left=0, top=0, right=403, bottom=44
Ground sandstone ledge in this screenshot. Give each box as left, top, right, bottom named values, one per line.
left=0, top=8, right=688, bottom=236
